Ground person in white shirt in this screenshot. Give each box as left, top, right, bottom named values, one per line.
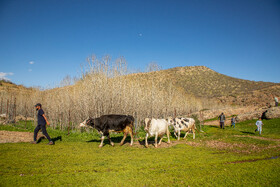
left=255, top=117, right=263, bottom=135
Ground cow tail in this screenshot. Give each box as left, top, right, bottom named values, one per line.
left=166, top=124, right=170, bottom=136
left=129, top=116, right=137, bottom=136
left=194, top=123, right=200, bottom=133
left=132, top=123, right=138, bottom=136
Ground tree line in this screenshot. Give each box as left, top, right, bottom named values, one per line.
left=1, top=55, right=222, bottom=131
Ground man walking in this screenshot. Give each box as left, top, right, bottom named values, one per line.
left=231, top=116, right=236, bottom=128
left=218, top=112, right=226, bottom=129
left=31, top=103, right=53, bottom=145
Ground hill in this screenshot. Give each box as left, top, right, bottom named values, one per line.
left=126, top=66, right=280, bottom=107
left=1, top=65, right=279, bottom=127
left=2, top=66, right=278, bottom=107
left=0, top=80, right=34, bottom=93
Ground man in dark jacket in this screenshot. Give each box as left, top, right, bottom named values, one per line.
left=31, top=103, right=53, bottom=145
left=218, top=113, right=226, bottom=129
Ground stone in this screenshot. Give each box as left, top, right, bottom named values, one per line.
left=263, top=107, right=280, bottom=119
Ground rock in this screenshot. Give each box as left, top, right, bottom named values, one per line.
left=0, top=114, right=6, bottom=118
left=0, top=115, right=34, bottom=124
left=263, top=107, right=280, bottom=119
left=191, top=106, right=262, bottom=121
left=15, top=115, right=25, bottom=122
left=236, top=111, right=262, bottom=122
left=15, top=115, right=34, bottom=122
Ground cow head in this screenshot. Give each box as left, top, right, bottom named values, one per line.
left=79, top=117, right=92, bottom=127
left=144, top=118, right=151, bottom=131
left=166, top=117, right=175, bottom=126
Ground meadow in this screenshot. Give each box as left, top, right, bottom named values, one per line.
left=0, top=118, right=280, bottom=186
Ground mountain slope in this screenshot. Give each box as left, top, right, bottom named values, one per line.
left=125, top=66, right=280, bottom=106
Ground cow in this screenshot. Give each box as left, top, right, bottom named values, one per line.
left=80, top=114, right=134, bottom=148
left=167, top=117, right=196, bottom=140
left=144, top=118, right=171, bottom=148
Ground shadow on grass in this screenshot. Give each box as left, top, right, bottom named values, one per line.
left=137, top=139, right=156, bottom=147
left=209, top=125, right=221, bottom=129
left=137, top=137, right=169, bottom=147
left=86, top=136, right=133, bottom=146
left=37, top=136, right=62, bottom=144
left=240, top=131, right=255, bottom=135
left=52, top=136, right=62, bottom=143
left=37, top=136, right=45, bottom=143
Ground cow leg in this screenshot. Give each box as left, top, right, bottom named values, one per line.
left=128, top=127, right=134, bottom=146
left=167, top=128, right=171, bottom=144
left=177, top=130, right=181, bottom=140
left=145, top=133, right=149, bottom=148
left=183, top=131, right=189, bottom=139
left=99, top=136, right=105, bottom=148
left=155, top=132, right=158, bottom=148
left=158, top=136, right=163, bottom=145
left=174, top=131, right=178, bottom=138
left=193, top=127, right=195, bottom=139
left=120, top=126, right=132, bottom=146
left=120, top=132, right=127, bottom=146
left=107, top=135, right=114, bottom=147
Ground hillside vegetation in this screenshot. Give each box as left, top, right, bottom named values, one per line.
left=1, top=57, right=279, bottom=129
left=129, top=66, right=280, bottom=106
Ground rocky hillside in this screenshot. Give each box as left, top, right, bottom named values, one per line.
left=126, top=66, right=280, bottom=107
left=0, top=80, right=34, bottom=94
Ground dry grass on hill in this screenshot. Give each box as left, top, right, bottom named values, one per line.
left=1, top=61, right=279, bottom=129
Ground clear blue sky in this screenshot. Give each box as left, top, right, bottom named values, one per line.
left=1, top=0, right=280, bottom=88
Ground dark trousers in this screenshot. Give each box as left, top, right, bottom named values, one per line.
left=34, top=124, right=51, bottom=141
left=220, top=122, right=224, bottom=129
left=276, top=102, right=278, bottom=107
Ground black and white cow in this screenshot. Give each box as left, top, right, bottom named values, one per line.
left=80, top=114, right=134, bottom=148
left=167, top=117, right=196, bottom=140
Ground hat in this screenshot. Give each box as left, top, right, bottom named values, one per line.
left=35, top=103, right=42, bottom=107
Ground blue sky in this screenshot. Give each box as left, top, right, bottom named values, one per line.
left=0, top=0, right=279, bottom=88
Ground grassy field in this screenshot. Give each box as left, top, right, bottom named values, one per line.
left=0, top=118, right=280, bottom=186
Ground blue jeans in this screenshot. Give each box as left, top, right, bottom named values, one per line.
left=256, top=125, right=262, bottom=135
left=231, top=122, right=235, bottom=128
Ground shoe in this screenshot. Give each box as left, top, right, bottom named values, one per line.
left=30, top=141, right=37, bottom=144
left=47, top=141, right=54, bottom=145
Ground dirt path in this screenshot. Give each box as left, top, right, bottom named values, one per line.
left=233, top=135, right=280, bottom=142
left=0, top=131, right=44, bottom=143
left=204, top=119, right=232, bottom=126
left=1, top=130, right=280, bottom=152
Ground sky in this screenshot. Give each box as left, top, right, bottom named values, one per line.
left=0, top=0, right=280, bottom=88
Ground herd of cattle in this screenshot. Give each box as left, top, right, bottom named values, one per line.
left=79, top=114, right=197, bottom=148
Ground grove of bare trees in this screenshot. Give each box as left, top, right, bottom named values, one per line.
left=1, top=55, right=222, bottom=131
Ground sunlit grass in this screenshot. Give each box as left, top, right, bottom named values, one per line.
left=0, top=118, right=280, bottom=186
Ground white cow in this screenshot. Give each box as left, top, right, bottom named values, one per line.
left=167, top=117, right=196, bottom=140
left=144, top=118, right=171, bottom=148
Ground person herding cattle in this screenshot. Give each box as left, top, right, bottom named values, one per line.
left=80, top=114, right=135, bottom=148
left=275, top=96, right=278, bottom=107
left=231, top=116, right=236, bottom=128
left=218, top=113, right=226, bottom=129
left=31, top=103, right=53, bottom=145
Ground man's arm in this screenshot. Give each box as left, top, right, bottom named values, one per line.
left=42, top=114, right=50, bottom=125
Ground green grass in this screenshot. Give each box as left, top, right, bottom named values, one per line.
left=0, top=119, right=280, bottom=186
